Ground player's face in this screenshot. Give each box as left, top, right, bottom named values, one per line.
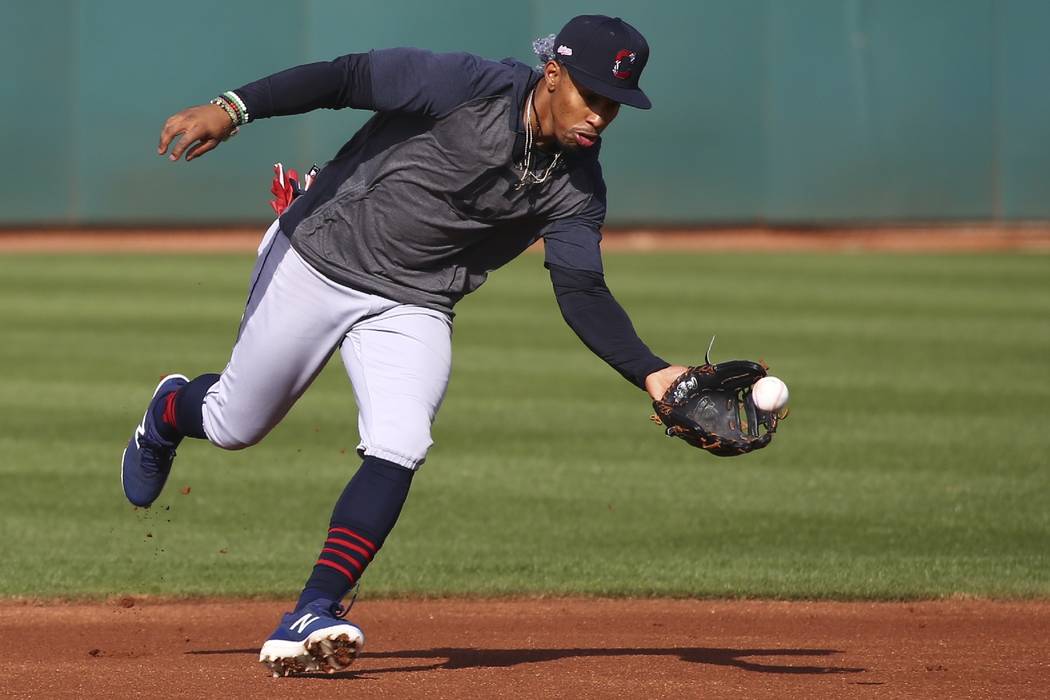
left=547, top=64, right=620, bottom=150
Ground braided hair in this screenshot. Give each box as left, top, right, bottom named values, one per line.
left=531, top=34, right=556, bottom=69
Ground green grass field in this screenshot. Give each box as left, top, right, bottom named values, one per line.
left=1, top=249, right=1047, bottom=600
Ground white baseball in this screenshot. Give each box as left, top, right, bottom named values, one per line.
left=751, top=376, right=789, bottom=412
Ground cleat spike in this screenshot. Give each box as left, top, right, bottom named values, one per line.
left=258, top=598, right=364, bottom=676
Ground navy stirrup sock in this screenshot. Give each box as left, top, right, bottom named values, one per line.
left=296, top=456, right=415, bottom=611
left=154, top=373, right=220, bottom=442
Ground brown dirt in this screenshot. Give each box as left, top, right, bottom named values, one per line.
left=3, top=598, right=1049, bottom=699
left=1, top=225, right=1049, bottom=253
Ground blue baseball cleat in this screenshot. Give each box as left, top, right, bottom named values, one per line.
left=121, top=374, right=188, bottom=507
left=259, top=598, right=365, bottom=676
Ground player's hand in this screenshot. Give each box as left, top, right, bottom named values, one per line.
left=158, top=104, right=237, bottom=162
left=645, top=365, right=688, bottom=401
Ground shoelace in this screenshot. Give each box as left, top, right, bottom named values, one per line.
left=136, top=432, right=177, bottom=477
left=332, top=583, right=361, bottom=619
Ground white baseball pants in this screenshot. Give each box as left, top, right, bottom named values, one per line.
left=200, top=221, right=452, bottom=469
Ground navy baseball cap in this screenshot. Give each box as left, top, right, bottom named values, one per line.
left=553, top=15, right=651, bottom=109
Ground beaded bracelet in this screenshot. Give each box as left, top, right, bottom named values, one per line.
left=208, top=98, right=241, bottom=140
left=211, top=91, right=249, bottom=127
left=222, top=91, right=250, bottom=124
left=210, top=97, right=237, bottom=124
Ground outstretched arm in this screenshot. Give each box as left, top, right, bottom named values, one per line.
left=157, top=54, right=373, bottom=162
left=549, top=264, right=685, bottom=399
left=158, top=48, right=495, bottom=162
left=543, top=191, right=685, bottom=398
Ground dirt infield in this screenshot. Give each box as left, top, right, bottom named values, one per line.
left=3, top=598, right=1048, bottom=699
left=2, top=225, right=1050, bottom=253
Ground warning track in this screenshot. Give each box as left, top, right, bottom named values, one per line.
left=1, top=226, right=1048, bottom=253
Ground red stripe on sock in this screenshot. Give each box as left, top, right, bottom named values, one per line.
left=162, top=391, right=178, bottom=428
left=317, top=558, right=357, bottom=583
left=329, top=527, right=376, bottom=552
left=321, top=547, right=364, bottom=572
left=326, top=538, right=374, bottom=562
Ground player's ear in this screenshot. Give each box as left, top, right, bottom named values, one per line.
left=544, top=60, right=561, bottom=91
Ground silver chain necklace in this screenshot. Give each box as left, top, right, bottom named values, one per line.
left=515, top=87, right=562, bottom=190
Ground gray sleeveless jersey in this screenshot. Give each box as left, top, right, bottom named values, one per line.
left=283, top=50, right=606, bottom=316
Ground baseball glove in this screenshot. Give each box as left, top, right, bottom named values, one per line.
left=651, top=341, right=782, bottom=457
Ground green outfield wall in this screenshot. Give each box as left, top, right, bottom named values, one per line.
left=2, top=0, right=1048, bottom=225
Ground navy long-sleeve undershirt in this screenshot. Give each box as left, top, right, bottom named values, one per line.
left=234, top=53, right=375, bottom=119
left=549, top=264, right=669, bottom=390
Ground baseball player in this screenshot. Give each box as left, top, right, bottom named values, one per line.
left=122, top=15, right=686, bottom=676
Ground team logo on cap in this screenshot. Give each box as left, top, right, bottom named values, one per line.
left=612, top=49, right=636, bottom=80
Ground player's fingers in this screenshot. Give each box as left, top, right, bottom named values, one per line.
left=185, top=138, right=220, bottom=162
left=158, top=118, right=184, bottom=155
left=168, top=126, right=204, bottom=161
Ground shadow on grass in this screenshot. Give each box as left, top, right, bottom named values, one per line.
left=188, top=646, right=864, bottom=677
